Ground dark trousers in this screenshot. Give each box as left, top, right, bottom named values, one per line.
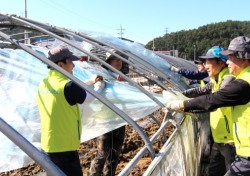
left=224, top=155, right=250, bottom=176
left=47, top=150, right=83, bottom=176
left=89, top=126, right=125, bottom=176
left=208, top=142, right=236, bottom=176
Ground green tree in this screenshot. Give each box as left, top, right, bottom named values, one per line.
left=145, top=21, right=250, bottom=60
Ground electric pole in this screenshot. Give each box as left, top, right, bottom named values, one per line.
left=194, top=44, right=196, bottom=61
left=117, top=25, right=125, bottom=38
left=165, top=27, right=168, bottom=34
left=25, top=0, right=27, bottom=18
left=152, top=39, right=155, bottom=51
left=24, top=0, right=29, bottom=44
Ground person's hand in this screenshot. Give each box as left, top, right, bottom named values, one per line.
left=85, top=75, right=103, bottom=85
left=95, top=75, right=104, bottom=82
left=117, top=75, right=125, bottom=81
left=166, top=100, right=183, bottom=112
left=170, top=66, right=179, bottom=72
left=94, top=81, right=106, bottom=89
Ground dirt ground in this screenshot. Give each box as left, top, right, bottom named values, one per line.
left=0, top=109, right=175, bottom=176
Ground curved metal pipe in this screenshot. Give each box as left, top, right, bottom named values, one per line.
left=0, top=117, right=66, bottom=176
left=0, top=29, right=156, bottom=159
left=53, top=29, right=172, bottom=92
left=119, top=119, right=172, bottom=176
left=7, top=14, right=164, bottom=107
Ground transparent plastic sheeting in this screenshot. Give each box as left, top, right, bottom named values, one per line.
left=0, top=47, right=182, bottom=172
left=49, top=32, right=190, bottom=90
left=144, top=114, right=199, bottom=176
left=72, top=32, right=190, bottom=90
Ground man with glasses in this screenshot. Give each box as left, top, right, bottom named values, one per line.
left=167, top=36, right=250, bottom=175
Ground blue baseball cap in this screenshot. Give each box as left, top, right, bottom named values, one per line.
left=199, top=46, right=228, bottom=62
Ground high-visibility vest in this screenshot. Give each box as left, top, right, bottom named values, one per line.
left=210, top=68, right=234, bottom=143
left=233, top=66, right=250, bottom=157
left=37, top=70, right=82, bottom=152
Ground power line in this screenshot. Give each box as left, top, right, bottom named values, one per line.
left=39, top=0, right=117, bottom=30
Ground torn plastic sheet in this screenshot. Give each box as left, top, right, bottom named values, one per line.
left=0, top=47, right=181, bottom=172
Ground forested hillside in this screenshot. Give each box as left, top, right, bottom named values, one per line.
left=145, top=20, right=250, bottom=60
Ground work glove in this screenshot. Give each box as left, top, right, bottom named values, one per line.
left=85, top=74, right=103, bottom=85
left=170, top=66, right=179, bottom=72
left=94, top=81, right=106, bottom=90
left=166, top=100, right=183, bottom=112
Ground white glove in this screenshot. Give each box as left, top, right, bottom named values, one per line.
left=84, top=75, right=103, bottom=85
left=170, top=66, right=179, bottom=72
left=94, top=81, right=106, bottom=90
left=166, top=100, right=183, bottom=111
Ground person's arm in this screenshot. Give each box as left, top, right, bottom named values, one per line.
left=219, top=75, right=235, bottom=89
left=84, top=81, right=105, bottom=102
left=64, top=81, right=87, bottom=105
left=64, top=75, right=106, bottom=104
left=178, top=69, right=209, bottom=80
left=83, top=74, right=106, bottom=102
left=182, top=82, right=213, bottom=98
left=183, top=79, right=250, bottom=112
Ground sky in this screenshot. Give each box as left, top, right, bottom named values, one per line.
left=1, top=0, right=250, bottom=45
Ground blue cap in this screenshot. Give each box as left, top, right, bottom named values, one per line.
left=199, top=46, right=228, bottom=62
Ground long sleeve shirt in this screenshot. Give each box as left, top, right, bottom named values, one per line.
left=178, top=69, right=210, bottom=84
left=184, top=79, right=250, bottom=112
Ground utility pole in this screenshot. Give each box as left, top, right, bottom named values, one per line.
left=165, top=27, right=168, bottom=34
left=152, top=39, right=155, bottom=51
left=172, top=45, right=175, bottom=57
left=24, top=0, right=29, bottom=44
left=25, top=0, right=27, bottom=18
left=193, top=44, right=196, bottom=61
left=117, top=24, right=125, bottom=38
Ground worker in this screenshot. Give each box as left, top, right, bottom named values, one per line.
left=167, top=36, right=250, bottom=176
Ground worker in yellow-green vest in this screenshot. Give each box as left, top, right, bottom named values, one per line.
left=167, top=36, right=250, bottom=176
left=37, top=46, right=105, bottom=176
left=181, top=46, right=236, bottom=176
